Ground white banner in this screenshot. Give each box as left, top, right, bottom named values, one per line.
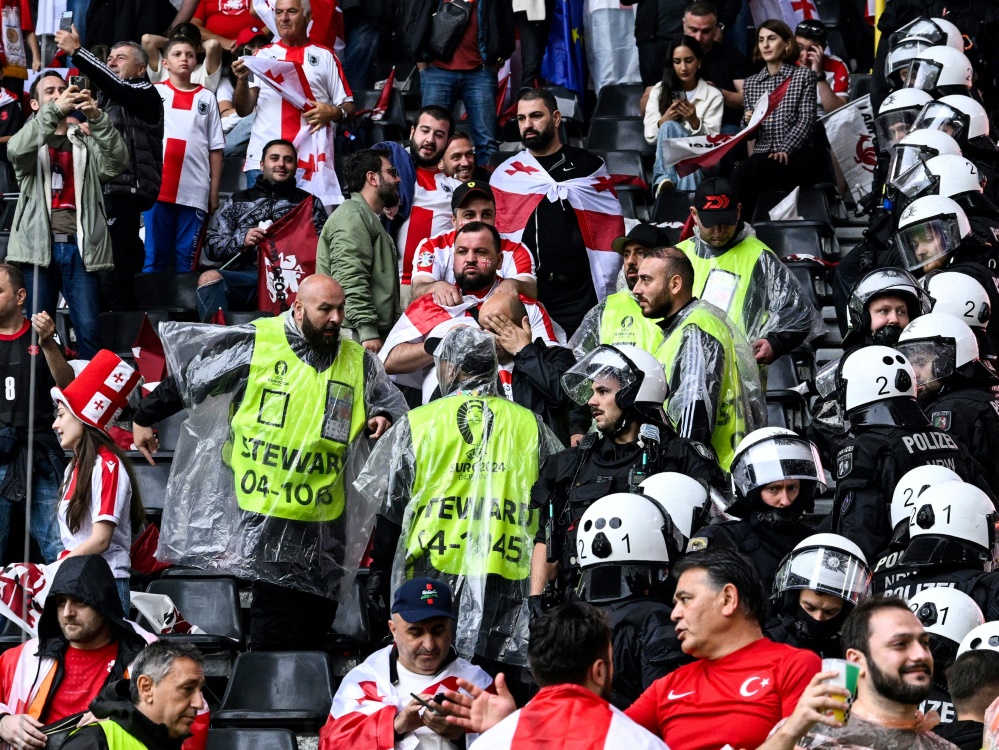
left=0, top=560, right=63, bottom=636
left=821, top=94, right=877, bottom=202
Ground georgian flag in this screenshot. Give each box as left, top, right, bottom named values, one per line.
left=82, top=395, right=112, bottom=425
left=490, top=151, right=625, bottom=302
left=659, top=75, right=793, bottom=177
left=105, top=362, right=135, bottom=392
left=238, top=55, right=344, bottom=206
left=319, top=645, right=492, bottom=750
left=0, top=560, right=63, bottom=636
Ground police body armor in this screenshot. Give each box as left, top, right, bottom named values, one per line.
left=764, top=611, right=846, bottom=659
left=875, top=567, right=999, bottom=621
left=923, top=386, right=999, bottom=495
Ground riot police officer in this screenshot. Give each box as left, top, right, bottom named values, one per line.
left=897, top=312, right=999, bottom=493
left=924, top=270, right=995, bottom=361
left=765, top=534, right=873, bottom=658
left=832, top=345, right=992, bottom=562
left=529, top=344, right=722, bottom=606
left=687, top=428, right=827, bottom=597
left=575, top=491, right=691, bottom=708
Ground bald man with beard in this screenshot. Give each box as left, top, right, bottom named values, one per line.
left=129, top=274, right=409, bottom=650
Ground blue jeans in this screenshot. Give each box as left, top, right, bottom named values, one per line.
left=243, top=169, right=263, bottom=189
left=23, top=242, right=101, bottom=358
left=225, top=113, right=255, bottom=159
left=653, top=119, right=705, bottom=192
left=197, top=268, right=259, bottom=320
left=116, top=578, right=130, bottom=617
left=342, top=17, right=380, bottom=90
left=143, top=203, right=206, bottom=273
left=420, top=65, right=498, bottom=165
left=0, top=455, right=63, bottom=563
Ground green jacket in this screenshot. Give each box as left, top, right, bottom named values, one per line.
left=7, top=102, right=127, bottom=271
left=317, top=193, right=402, bottom=342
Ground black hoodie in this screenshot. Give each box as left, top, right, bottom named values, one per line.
left=62, top=679, right=184, bottom=750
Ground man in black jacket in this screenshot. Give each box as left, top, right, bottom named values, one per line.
left=62, top=642, right=205, bottom=750
left=198, top=138, right=328, bottom=320
left=54, top=31, right=164, bottom=312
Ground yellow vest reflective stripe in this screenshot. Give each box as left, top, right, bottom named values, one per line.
left=406, top=395, right=539, bottom=580
left=655, top=305, right=747, bottom=470
left=678, top=236, right=769, bottom=338
left=598, top=291, right=663, bottom=353
left=229, top=317, right=367, bottom=521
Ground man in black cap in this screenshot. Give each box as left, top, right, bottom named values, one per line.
left=410, top=181, right=538, bottom=306
left=676, top=177, right=819, bottom=365
left=321, top=577, right=493, bottom=749
left=569, top=224, right=672, bottom=361
left=0, top=555, right=155, bottom=749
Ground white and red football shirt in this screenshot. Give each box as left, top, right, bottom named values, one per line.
left=411, top=228, right=537, bottom=286
left=58, top=446, right=134, bottom=579
left=396, top=167, right=460, bottom=285
left=244, top=40, right=353, bottom=169
left=155, top=81, right=225, bottom=211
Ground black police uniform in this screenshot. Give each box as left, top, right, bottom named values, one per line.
left=833, top=418, right=991, bottom=563
left=875, top=567, right=999, bottom=621
left=531, top=429, right=723, bottom=594
left=922, top=386, right=999, bottom=495
left=936, top=719, right=986, bottom=750
left=764, top=604, right=850, bottom=659
left=604, top=598, right=691, bottom=709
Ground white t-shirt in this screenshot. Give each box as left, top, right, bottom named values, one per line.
left=243, top=41, right=353, bottom=169
left=394, top=660, right=462, bottom=750
left=155, top=81, right=226, bottom=211
left=58, top=446, right=133, bottom=579
left=149, top=61, right=223, bottom=92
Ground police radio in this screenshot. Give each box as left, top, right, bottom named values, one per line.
left=629, top=424, right=660, bottom=491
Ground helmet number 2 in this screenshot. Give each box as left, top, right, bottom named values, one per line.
left=876, top=376, right=889, bottom=395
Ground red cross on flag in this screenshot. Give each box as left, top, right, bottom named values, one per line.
left=52, top=350, right=140, bottom=433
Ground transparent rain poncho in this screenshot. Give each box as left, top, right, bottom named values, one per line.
left=354, top=326, right=563, bottom=667
left=773, top=543, right=872, bottom=604
left=154, top=317, right=409, bottom=600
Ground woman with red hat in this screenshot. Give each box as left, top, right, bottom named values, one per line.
left=51, top=351, right=145, bottom=616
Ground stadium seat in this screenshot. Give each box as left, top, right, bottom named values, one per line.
left=132, top=460, right=172, bottom=512
left=592, top=149, right=648, bottom=188
left=221, top=311, right=273, bottom=326
left=160, top=566, right=242, bottom=581
left=151, top=410, right=187, bottom=453
left=206, top=729, right=298, bottom=750
left=767, top=355, right=800, bottom=390
left=99, top=311, right=172, bottom=359
left=143, top=578, right=245, bottom=651
left=133, top=273, right=200, bottom=318
left=214, top=651, right=334, bottom=732
left=0, top=164, right=17, bottom=231
left=585, top=118, right=654, bottom=158
left=848, top=74, right=872, bottom=101
left=753, top=222, right=836, bottom=263
left=219, top=157, right=246, bottom=196
left=651, top=190, right=693, bottom=229
left=750, top=188, right=833, bottom=227
left=593, top=84, right=646, bottom=119
left=765, top=390, right=809, bottom=433
left=351, top=88, right=408, bottom=142
left=616, top=190, right=645, bottom=221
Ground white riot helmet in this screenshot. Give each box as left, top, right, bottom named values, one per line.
left=957, top=621, right=999, bottom=657
left=889, top=17, right=964, bottom=51
left=562, top=344, right=669, bottom=424
left=887, top=130, right=962, bottom=187
left=843, top=267, right=933, bottom=348
left=904, top=46, right=974, bottom=94
left=836, top=346, right=926, bottom=427
left=912, top=95, right=990, bottom=144
left=896, top=313, right=981, bottom=392
left=876, top=89, right=934, bottom=154
left=892, top=155, right=984, bottom=205
left=639, top=472, right=710, bottom=541
left=925, top=271, right=991, bottom=328
left=909, top=588, right=985, bottom=646
left=576, top=492, right=683, bottom=603
left=885, top=37, right=934, bottom=89
left=890, top=464, right=962, bottom=533
left=895, top=195, right=972, bottom=273
left=900, top=480, right=999, bottom=570
left=729, top=428, right=825, bottom=515
left=773, top=533, right=871, bottom=604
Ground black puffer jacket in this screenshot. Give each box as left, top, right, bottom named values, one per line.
left=72, top=47, right=163, bottom=210
left=404, top=0, right=515, bottom=66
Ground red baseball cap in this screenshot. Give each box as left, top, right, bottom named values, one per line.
left=235, top=25, right=270, bottom=49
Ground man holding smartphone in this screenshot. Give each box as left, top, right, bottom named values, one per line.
left=320, top=578, right=494, bottom=749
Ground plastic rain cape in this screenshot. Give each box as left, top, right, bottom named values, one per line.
left=154, top=317, right=408, bottom=600
left=355, top=327, right=563, bottom=666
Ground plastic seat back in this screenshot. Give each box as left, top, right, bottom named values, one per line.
left=146, top=578, right=244, bottom=642
left=206, top=728, right=297, bottom=750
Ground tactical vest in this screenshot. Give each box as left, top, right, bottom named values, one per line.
left=678, top=235, right=769, bottom=339
left=229, top=318, right=367, bottom=522
left=598, top=291, right=662, bottom=353
left=406, top=395, right=540, bottom=580
left=654, top=304, right=748, bottom=469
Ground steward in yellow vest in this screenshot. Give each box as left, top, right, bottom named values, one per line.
left=679, top=178, right=819, bottom=365
left=356, top=326, right=562, bottom=669
left=129, top=276, right=409, bottom=651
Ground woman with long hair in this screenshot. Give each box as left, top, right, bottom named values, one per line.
left=644, top=35, right=724, bottom=193
left=52, top=352, right=145, bottom=615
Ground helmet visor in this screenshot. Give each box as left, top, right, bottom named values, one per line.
left=896, top=217, right=963, bottom=271
left=886, top=37, right=932, bottom=79
left=876, top=109, right=920, bottom=154
left=576, top=564, right=670, bottom=603
left=888, top=144, right=936, bottom=185
left=890, top=19, right=945, bottom=47
left=897, top=338, right=958, bottom=385
left=891, top=160, right=936, bottom=199
left=904, top=58, right=944, bottom=92
left=912, top=101, right=967, bottom=141
left=773, top=546, right=872, bottom=603
left=561, top=345, right=637, bottom=406
left=731, top=435, right=826, bottom=497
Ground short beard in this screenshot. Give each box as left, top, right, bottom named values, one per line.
left=411, top=142, right=444, bottom=169
left=301, top=313, right=340, bottom=356
left=522, top=123, right=556, bottom=152
left=455, top=270, right=494, bottom=292
left=867, top=655, right=933, bottom=705
left=378, top=183, right=400, bottom=209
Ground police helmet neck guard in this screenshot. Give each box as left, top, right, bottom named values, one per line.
left=846, top=398, right=931, bottom=427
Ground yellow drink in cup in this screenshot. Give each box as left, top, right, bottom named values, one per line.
left=821, top=658, right=859, bottom=723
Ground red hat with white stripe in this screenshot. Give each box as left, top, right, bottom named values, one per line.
left=51, top=350, right=140, bottom=432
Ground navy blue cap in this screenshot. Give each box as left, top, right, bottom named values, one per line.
left=391, top=577, right=457, bottom=622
